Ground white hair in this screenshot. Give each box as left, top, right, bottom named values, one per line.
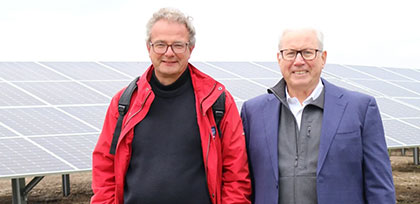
left=278, top=28, right=324, bottom=51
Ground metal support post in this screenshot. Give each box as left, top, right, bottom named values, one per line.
left=62, top=174, right=71, bottom=196
left=11, top=176, right=44, bottom=204
left=12, top=178, right=26, bottom=204
left=414, top=147, right=419, bottom=165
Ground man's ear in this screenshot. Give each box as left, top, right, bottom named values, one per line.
left=189, top=45, right=195, bottom=52
left=146, top=42, right=151, bottom=52
left=321, top=50, right=327, bottom=67
left=277, top=52, right=282, bottom=64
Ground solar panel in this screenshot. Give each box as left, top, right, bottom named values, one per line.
left=352, top=80, right=419, bottom=97
left=402, top=119, right=420, bottom=130
left=0, top=83, right=44, bottom=106
left=383, top=119, right=420, bottom=148
left=397, top=81, right=420, bottom=93
left=0, top=61, right=138, bottom=182
left=0, top=61, right=419, bottom=182
left=59, top=105, right=108, bottom=129
left=376, top=98, right=420, bottom=118
left=99, top=61, right=150, bottom=77
left=253, top=61, right=281, bottom=72
left=191, top=62, right=239, bottom=79
left=400, top=98, right=420, bottom=107
left=0, top=108, right=98, bottom=136
left=350, top=65, right=409, bottom=81
left=208, top=62, right=282, bottom=78
left=82, top=80, right=131, bottom=97
left=39, top=62, right=129, bottom=80
left=0, top=137, right=75, bottom=177
left=0, top=125, right=18, bottom=137
left=219, top=79, right=267, bottom=101
left=324, top=64, right=374, bottom=79
left=383, top=67, right=420, bottom=81
left=0, top=62, right=67, bottom=81
left=324, top=78, right=381, bottom=97
left=14, top=82, right=111, bottom=104
left=30, top=134, right=98, bottom=170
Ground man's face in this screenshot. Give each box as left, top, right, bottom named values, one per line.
left=147, top=19, right=194, bottom=85
left=277, top=30, right=327, bottom=93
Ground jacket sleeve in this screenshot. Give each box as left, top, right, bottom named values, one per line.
left=220, top=91, right=252, bottom=204
left=91, top=93, right=121, bottom=204
left=362, top=97, right=396, bottom=203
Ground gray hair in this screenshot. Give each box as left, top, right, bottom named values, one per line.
left=146, top=8, right=196, bottom=47
left=278, top=28, right=324, bottom=51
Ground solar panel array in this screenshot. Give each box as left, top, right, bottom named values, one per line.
left=0, top=61, right=419, bottom=178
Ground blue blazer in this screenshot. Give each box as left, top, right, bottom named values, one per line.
left=241, top=79, right=395, bottom=204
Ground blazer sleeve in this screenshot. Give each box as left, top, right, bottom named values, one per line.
left=362, top=97, right=396, bottom=203
left=240, top=101, right=256, bottom=203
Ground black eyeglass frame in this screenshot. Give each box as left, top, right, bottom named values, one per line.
left=279, top=49, right=322, bottom=61
left=149, top=42, right=190, bottom=54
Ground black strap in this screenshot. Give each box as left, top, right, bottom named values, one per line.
left=212, top=92, right=225, bottom=138
left=109, top=76, right=139, bottom=155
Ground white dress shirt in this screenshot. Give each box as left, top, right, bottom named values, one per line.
left=285, top=80, right=324, bottom=130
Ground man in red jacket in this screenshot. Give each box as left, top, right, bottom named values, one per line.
left=91, top=7, right=251, bottom=204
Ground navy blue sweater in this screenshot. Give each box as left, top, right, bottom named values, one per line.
left=124, top=69, right=211, bottom=204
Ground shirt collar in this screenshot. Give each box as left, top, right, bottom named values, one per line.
left=285, top=79, right=324, bottom=105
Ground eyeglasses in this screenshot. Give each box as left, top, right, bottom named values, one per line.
left=149, top=42, right=189, bottom=54
left=279, top=49, right=322, bottom=61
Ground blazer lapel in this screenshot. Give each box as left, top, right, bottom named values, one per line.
left=317, top=79, right=348, bottom=175
left=263, top=96, right=281, bottom=181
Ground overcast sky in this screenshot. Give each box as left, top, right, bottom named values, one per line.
left=1, top=0, right=419, bottom=69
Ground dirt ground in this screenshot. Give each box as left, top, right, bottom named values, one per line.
left=0, top=150, right=419, bottom=204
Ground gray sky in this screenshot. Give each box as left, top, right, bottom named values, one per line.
left=1, top=0, right=419, bottom=69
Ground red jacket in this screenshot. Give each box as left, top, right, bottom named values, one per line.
left=91, top=64, right=251, bottom=204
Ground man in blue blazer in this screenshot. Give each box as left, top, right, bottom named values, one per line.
left=241, top=28, right=395, bottom=204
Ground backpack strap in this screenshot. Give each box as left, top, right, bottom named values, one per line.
left=212, top=91, right=225, bottom=138
left=109, top=76, right=139, bottom=155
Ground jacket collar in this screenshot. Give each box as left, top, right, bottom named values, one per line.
left=268, top=78, right=324, bottom=109
left=268, top=78, right=288, bottom=106
left=137, top=63, right=224, bottom=114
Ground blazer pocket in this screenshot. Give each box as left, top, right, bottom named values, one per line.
left=335, top=129, right=359, bottom=136
left=336, top=125, right=360, bottom=135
